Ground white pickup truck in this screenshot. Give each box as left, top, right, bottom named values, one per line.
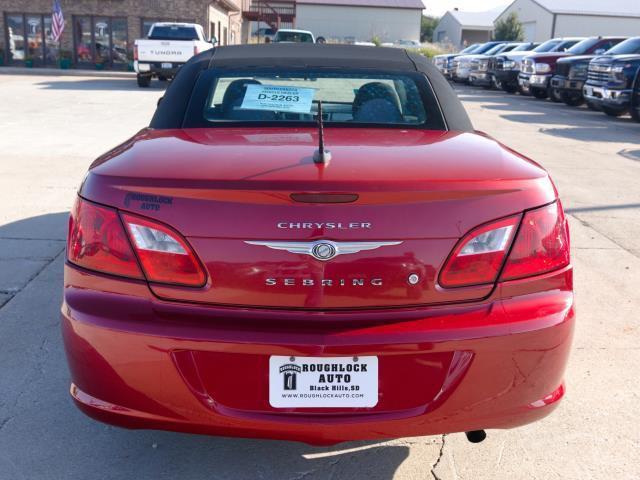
left=134, top=22, right=215, bottom=87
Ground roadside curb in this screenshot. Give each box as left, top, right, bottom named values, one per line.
left=0, top=66, right=135, bottom=78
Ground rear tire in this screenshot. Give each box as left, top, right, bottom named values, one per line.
left=561, top=91, right=584, bottom=107
left=602, top=106, right=627, bottom=117
left=158, top=75, right=167, bottom=82
left=531, top=87, right=548, bottom=99
left=137, top=74, right=151, bottom=88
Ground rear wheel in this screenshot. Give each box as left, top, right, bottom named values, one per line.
left=531, top=87, right=548, bottom=99
left=602, top=106, right=627, bottom=117
left=137, top=74, right=151, bottom=88
left=561, top=91, right=584, bottom=107
left=158, top=75, right=168, bottom=82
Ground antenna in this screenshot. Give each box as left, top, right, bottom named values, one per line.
left=313, top=101, right=331, bottom=164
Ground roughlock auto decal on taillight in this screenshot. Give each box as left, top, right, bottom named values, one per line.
left=67, top=197, right=207, bottom=287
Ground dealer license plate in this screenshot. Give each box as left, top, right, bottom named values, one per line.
left=269, top=356, right=378, bottom=408
left=161, top=62, right=172, bottom=69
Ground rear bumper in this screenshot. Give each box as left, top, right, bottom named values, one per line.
left=62, top=265, right=574, bottom=445
left=134, top=60, right=184, bottom=77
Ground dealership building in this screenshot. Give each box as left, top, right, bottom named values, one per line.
left=0, top=0, right=243, bottom=69
left=432, top=9, right=497, bottom=48
left=0, top=0, right=424, bottom=69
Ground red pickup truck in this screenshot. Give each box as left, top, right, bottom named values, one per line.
left=518, top=37, right=624, bottom=100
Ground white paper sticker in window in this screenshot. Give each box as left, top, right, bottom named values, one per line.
left=240, top=84, right=316, bottom=114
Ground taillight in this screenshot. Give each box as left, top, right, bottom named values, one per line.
left=501, top=202, right=570, bottom=281
left=134, top=45, right=138, bottom=61
left=439, top=216, right=520, bottom=287
left=121, top=213, right=207, bottom=287
left=67, top=197, right=207, bottom=287
left=67, top=198, right=143, bottom=279
left=193, top=45, right=199, bottom=56
left=439, top=201, right=570, bottom=288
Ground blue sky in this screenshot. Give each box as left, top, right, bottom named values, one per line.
left=422, top=1, right=510, bottom=17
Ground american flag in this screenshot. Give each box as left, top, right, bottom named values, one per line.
left=51, top=0, right=65, bottom=42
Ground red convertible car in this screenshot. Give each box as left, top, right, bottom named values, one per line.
left=62, top=44, right=574, bottom=445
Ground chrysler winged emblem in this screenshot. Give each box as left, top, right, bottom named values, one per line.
left=245, top=240, right=402, bottom=261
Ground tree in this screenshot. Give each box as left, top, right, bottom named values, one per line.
left=421, top=15, right=439, bottom=42
left=494, top=12, right=524, bottom=41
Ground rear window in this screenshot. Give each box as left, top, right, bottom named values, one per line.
left=183, top=69, right=446, bottom=130
left=274, top=31, right=314, bottom=43
left=149, top=25, right=198, bottom=41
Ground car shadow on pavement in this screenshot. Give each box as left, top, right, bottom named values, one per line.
left=456, top=87, right=640, bottom=145
left=35, top=78, right=168, bottom=92
left=0, top=212, right=415, bottom=480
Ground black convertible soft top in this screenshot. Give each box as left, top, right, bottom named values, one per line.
left=150, top=44, right=473, bottom=132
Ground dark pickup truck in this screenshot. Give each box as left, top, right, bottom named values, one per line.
left=550, top=37, right=627, bottom=107
left=632, top=67, right=640, bottom=122
left=519, top=37, right=621, bottom=101
left=493, top=38, right=579, bottom=94
left=583, top=37, right=640, bottom=116
left=483, top=42, right=538, bottom=89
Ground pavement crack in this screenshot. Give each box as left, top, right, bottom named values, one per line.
left=0, top=416, right=14, bottom=432
left=570, top=213, right=639, bottom=259
left=431, top=434, right=446, bottom=480
left=0, top=247, right=64, bottom=312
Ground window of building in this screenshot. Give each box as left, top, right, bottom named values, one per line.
left=4, top=13, right=60, bottom=65
left=73, top=16, right=127, bottom=67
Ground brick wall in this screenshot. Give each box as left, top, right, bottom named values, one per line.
left=0, top=0, right=241, bottom=67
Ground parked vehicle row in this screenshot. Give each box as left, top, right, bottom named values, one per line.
left=434, top=36, right=640, bottom=122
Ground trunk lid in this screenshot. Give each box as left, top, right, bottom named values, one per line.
left=82, top=128, right=555, bottom=309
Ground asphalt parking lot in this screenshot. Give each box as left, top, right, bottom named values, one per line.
left=0, top=73, right=638, bottom=480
